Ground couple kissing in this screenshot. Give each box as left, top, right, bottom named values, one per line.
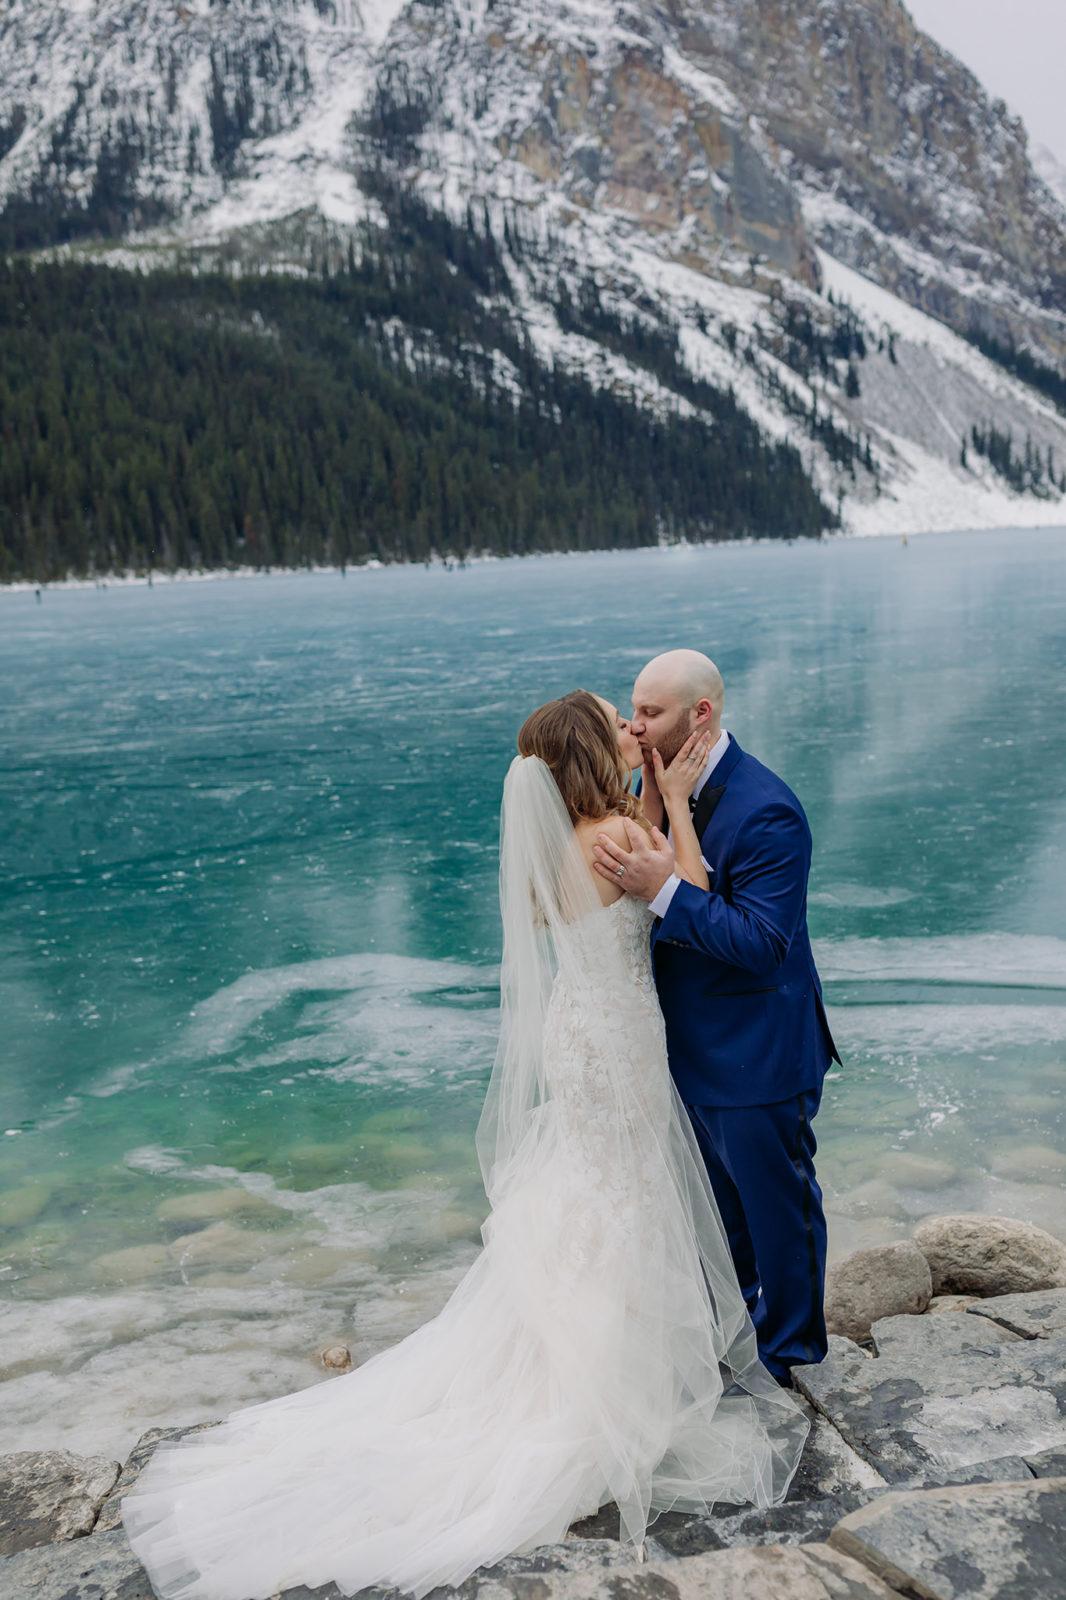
left=123, top=648, right=838, bottom=1600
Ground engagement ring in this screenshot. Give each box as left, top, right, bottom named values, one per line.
left=616, top=865, right=625, bottom=877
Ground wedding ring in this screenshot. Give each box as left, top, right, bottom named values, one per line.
left=616, top=865, right=626, bottom=877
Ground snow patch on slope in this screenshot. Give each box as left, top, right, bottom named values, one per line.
left=817, top=252, right=1066, bottom=536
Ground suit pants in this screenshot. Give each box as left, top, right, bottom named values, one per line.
left=685, top=1087, right=828, bottom=1381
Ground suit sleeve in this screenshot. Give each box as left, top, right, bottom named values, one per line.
left=656, top=801, right=810, bottom=978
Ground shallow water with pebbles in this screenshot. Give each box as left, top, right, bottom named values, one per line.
left=1, top=529, right=1064, bottom=1458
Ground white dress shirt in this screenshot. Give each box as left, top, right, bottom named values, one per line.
left=648, top=727, right=730, bottom=919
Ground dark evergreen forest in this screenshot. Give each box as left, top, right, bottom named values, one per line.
left=0, top=193, right=833, bottom=582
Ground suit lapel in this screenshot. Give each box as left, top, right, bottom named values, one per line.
left=691, top=781, right=725, bottom=838
left=692, top=735, right=743, bottom=838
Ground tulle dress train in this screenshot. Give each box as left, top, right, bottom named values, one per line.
left=122, top=761, right=808, bottom=1600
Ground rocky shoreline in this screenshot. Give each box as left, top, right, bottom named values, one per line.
left=4, top=1213, right=1066, bottom=1600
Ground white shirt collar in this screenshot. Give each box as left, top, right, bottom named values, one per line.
left=691, top=728, right=730, bottom=800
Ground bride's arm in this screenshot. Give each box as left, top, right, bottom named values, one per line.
left=653, top=731, right=713, bottom=892
left=636, top=756, right=664, bottom=831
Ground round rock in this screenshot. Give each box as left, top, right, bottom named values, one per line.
left=320, top=1343, right=354, bottom=1371
left=824, top=1240, right=933, bottom=1342
left=912, top=1212, right=1066, bottom=1297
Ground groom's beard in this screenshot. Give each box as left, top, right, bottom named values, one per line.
left=650, top=715, right=693, bottom=768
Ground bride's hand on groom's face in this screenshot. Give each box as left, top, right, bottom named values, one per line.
left=655, top=730, right=713, bottom=810
left=593, top=818, right=674, bottom=901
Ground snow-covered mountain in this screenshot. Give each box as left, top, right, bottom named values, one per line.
left=2, top=0, right=1065, bottom=535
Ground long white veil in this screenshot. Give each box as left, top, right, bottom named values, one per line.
left=476, top=755, right=808, bottom=1545
left=476, top=754, right=604, bottom=1199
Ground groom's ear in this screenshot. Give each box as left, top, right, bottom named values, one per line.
left=693, top=699, right=714, bottom=727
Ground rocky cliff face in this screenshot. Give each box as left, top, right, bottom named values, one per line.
left=1, top=0, right=1065, bottom=534
left=427, top=1, right=821, bottom=286
left=669, top=0, right=1066, bottom=365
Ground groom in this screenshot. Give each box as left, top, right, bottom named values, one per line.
left=593, top=649, right=838, bottom=1384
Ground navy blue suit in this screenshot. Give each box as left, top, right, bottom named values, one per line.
left=652, top=734, right=838, bottom=1379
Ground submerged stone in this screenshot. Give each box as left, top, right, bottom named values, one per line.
left=156, top=1187, right=285, bottom=1225
left=0, top=1185, right=52, bottom=1228
left=167, top=1220, right=277, bottom=1271
left=876, top=1153, right=958, bottom=1192
left=91, top=1242, right=174, bottom=1284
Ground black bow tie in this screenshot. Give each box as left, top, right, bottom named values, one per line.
left=688, top=793, right=698, bottom=813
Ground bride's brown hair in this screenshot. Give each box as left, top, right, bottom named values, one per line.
left=517, top=690, right=647, bottom=829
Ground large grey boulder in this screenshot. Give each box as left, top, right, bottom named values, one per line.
left=824, top=1242, right=932, bottom=1342
left=830, top=1478, right=1066, bottom=1599
left=0, top=1450, right=120, bottom=1556
left=912, top=1214, right=1066, bottom=1298
left=794, top=1317, right=1066, bottom=1484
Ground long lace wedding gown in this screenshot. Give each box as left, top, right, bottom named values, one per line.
left=122, top=757, right=808, bottom=1600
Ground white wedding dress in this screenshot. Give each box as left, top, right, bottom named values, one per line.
left=122, top=758, right=808, bottom=1600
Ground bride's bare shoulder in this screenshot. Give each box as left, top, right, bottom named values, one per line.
left=573, top=813, right=631, bottom=904
left=574, top=813, right=630, bottom=849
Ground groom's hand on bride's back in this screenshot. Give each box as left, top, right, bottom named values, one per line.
left=593, top=818, right=673, bottom=900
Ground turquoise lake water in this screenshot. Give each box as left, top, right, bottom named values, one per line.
left=2, top=527, right=1065, bottom=1457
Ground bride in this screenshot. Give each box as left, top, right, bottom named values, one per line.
left=122, top=690, right=808, bottom=1600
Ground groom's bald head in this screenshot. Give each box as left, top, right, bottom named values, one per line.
left=640, top=650, right=724, bottom=714
left=631, top=650, right=724, bottom=764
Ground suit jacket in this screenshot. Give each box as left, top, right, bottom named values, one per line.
left=652, top=734, right=839, bottom=1108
